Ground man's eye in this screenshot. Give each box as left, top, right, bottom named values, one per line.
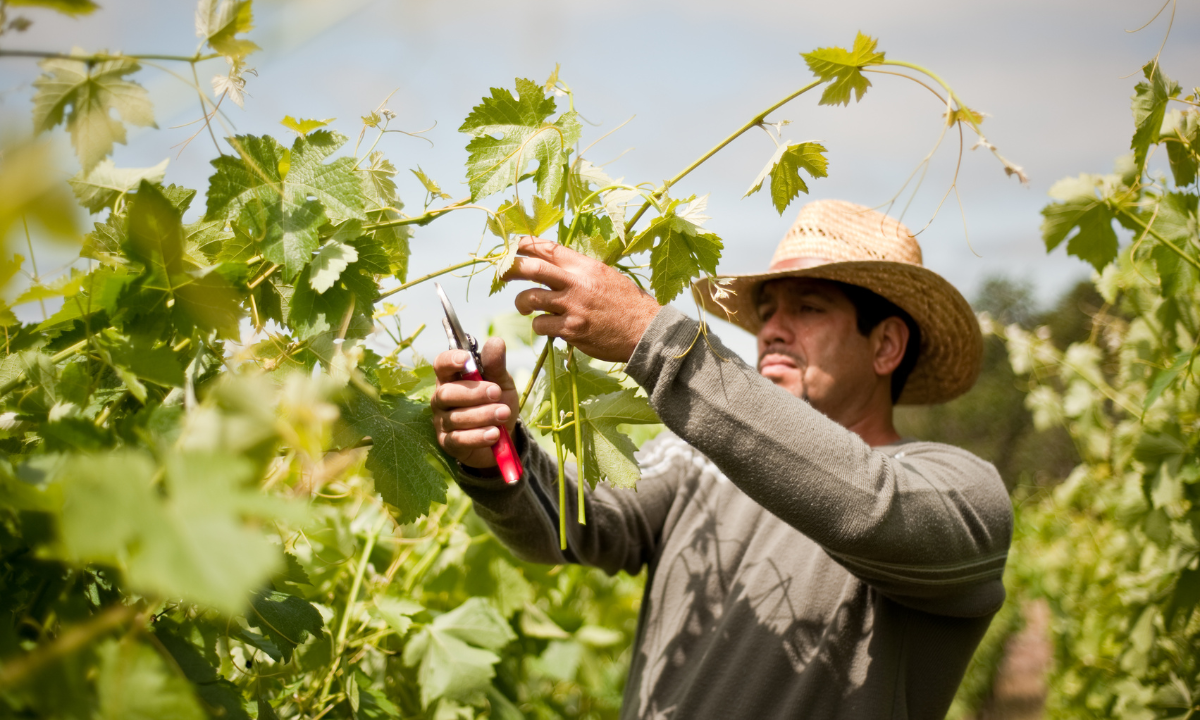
left=758, top=307, right=774, bottom=321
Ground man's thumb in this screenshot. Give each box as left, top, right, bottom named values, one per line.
left=479, top=337, right=514, bottom=389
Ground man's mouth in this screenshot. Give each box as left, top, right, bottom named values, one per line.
left=758, top=352, right=799, bottom=374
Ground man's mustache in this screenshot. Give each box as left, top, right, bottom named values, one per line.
left=757, top=344, right=805, bottom=372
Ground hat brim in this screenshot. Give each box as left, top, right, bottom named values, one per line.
left=691, top=261, right=983, bottom=405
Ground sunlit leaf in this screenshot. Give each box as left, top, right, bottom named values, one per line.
left=459, top=78, right=581, bottom=201
left=32, top=53, right=154, bottom=173
left=801, top=32, right=885, bottom=106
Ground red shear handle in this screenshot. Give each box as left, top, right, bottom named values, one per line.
left=461, top=361, right=523, bottom=485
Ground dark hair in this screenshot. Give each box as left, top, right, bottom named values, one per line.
left=833, top=282, right=921, bottom=403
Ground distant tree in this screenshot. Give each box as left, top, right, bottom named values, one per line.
left=895, top=275, right=1088, bottom=491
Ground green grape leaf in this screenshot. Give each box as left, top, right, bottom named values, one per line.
left=195, top=0, right=260, bottom=59
left=96, top=330, right=185, bottom=388
left=335, top=391, right=452, bottom=524
left=403, top=630, right=500, bottom=709
left=540, top=348, right=623, bottom=406
left=257, top=697, right=282, bottom=720
left=82, top=214, right=125, bottom=264
left=1166, top=565, right=1200, bottom=628
left=13, top=270, right=84, bottom=307
left=560, top=389, right=659, bottom=489
left=487, top=558, right=533, bottom=619
left=1143, top=350, right=1191, bottom=412
left=184, top=219, right=232, bottom=263
left=68, top=158, right=168, bottom=213
left=247, top=590, right=324, bottom=662
left=205, top=131, right=366, bottom=280
left=57, top=451, right=284, bottom=615
left=309, top=240, right=359, bottom=293
left=633, top=209, right=724, bottom=304
left=1040, top=174, right=1118, bottom=271
left=573, top=211, right=621, bottom=262
left=431, top=597, right=516, bottom=651
left=126, top=181, right=244, bottom=337
left=362, top=153, right=410, bottom=280
left=8, top=0, right=98, bottom=15
left=412, top=166, right=452, bottom=200
left=1131, top=62, right=1180, bottom=168
left=459, top=78, right=581, bottom=201
left=501, top=196, right=564, bottom=237
left=801, top=32, right=886, bottom=106
left=360, top=151, right=398, bottom=208
left=373, top=596, right=423, bottom=637
left=281, top=115, right=332, bottom=136
left=1162, top=110, right=1200, bottom=186
left=744, top=141, right=829, bottom=214
left=95, top=639, right=205, bottom=720
left=32, top=53, right=155, bottom=173
left=276, top=551, right=313, bottom=588
left=402, top=598, right=514, bottom=708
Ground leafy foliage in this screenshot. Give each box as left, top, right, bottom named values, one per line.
left=1000, top=59, right=1200, bottom=719
left=0, top=5, right=1013, bottom=718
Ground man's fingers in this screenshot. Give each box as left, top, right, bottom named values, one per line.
left=530, top=312, right=569, bottom=340
left=479, top=337, right=516, bottom=390
left=441, top=403, right=511, bottom=431
left=505, top=256, right=572, bottom=290
left=515, top=235, right=588, bottom=269
left=433, top=349, right=473, bottom=383
left=513, top=288, right=567, bottom=317
left=442, top=426, right=501, bottom=454
left=432, top=380, right=502, bottom=411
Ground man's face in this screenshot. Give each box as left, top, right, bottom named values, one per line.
left=755, top=278, right=878, bottom=415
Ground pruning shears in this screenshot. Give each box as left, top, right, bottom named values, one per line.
left=436, top=283, right=523, bottom=485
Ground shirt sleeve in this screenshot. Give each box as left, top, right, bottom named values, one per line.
left=454, top=423, right=683, bottom=577
left=624, top=306, right=1014, bottom=617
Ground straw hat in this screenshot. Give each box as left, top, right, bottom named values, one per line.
left=691, top=199, right=982, bottom=405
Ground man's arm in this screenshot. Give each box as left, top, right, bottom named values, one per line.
left=502, top=236, right=1012, bottom=617
left=628, top=306, right=1013, bottom=617
left=431, top=338, right=678, bottom=576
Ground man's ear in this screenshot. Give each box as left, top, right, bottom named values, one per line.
left=871, top=316, right=910, bottom=377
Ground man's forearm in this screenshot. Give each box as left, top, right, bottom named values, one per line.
left=456, top=424, right=676, bottom=577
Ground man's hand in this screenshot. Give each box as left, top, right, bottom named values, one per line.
left=507, top=236, right=661, bottom=362
left=432, top=338, right=519, bottom=469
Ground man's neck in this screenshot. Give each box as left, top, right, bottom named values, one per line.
left=845, top=412, right=902, bottom=447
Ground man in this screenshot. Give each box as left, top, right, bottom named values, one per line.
left=431, top=200, right=1013, bottom=719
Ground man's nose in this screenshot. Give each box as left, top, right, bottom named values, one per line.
left=758, top=311, right=793, bottom=347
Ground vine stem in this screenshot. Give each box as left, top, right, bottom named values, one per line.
left=376, top=258, right=483, bottom=300
left=518, top=342, right=551, bottom=412
left=0, top=338, right=88, bottom=397
left=0, top=50, right=221, bottom=63
left=362, top=199, right=472, bottom=231
left=606, top=78, right=823, bottom=259
left=317, top=513, right=389, bottom=704
left=568, top=348, right=585, bottom=524
left=1114, top=205, right=1200, bottom=273
left=0, top=603, right=138, bottom=690
left=548, top=343, right=568, bottom=550
left=400, top=499, right=472, bottom=593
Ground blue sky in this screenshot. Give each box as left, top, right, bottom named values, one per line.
left=1, top=0, right=1197, bottom=366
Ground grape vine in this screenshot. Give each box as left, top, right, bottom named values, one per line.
left=0, top=1, right=1018, bottom=717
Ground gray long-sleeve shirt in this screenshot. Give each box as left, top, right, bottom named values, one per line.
left=457, top=306, right=1013, bottom=719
